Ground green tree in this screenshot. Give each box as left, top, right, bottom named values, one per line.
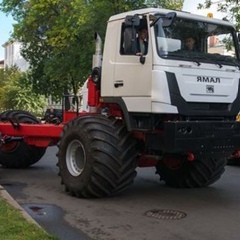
left=0, top=66, right=47, bottom=115
left=0, top=0, right=183, bottom=99
left=198, top=0, right=240, bottom=30
left=146, top=0, right=184, bottom=10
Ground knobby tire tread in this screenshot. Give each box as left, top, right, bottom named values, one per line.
left=0, top=110, right=46, bottom=168
left=156, top=156, right=226, bottom=188
left=57, top=115, right=138, bottom=198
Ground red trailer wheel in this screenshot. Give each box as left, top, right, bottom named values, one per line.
left=0, top=110, right=46, bottom=168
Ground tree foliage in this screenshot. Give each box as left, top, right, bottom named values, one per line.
left=0, top=67, right=47, bottom=115
left=198, top=0, right=240, bottom=30
left=0, top=0, right=183, bottom=99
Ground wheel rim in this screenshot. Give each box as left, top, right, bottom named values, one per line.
left=66, top=140, right=86, bottom=177
left=1, top=142, right=19, bottom=152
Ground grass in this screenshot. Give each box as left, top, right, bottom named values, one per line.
left=0, top=196, right=58, bottom=240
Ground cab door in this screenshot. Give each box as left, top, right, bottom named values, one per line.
left=113, top=18, right=153, bottom=97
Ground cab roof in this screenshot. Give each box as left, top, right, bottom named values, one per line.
left=108, top=7, right=235, bottom=28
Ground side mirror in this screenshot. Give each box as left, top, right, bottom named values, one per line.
left=150, top=12, right=176, bottom=27
left=139, top=55, right=146, bottom=65
left=162, top=12, right=177, bottom=27
left=124, top=15, right=140, bottom=27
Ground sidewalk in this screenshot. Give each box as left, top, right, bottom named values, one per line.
left=0, top=184, right=43, bottom=229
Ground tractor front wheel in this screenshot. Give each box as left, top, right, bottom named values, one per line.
left=57, top=115, right=138, bottom=198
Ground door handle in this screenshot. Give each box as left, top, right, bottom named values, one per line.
left=114, top=81, right=124, bottom=88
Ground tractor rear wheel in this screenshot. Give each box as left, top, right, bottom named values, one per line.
left=57, top=115, right=138, bottom=198
left=227, top=152, right=240, bottom=166
left=0, top=110, right=46, bottom=168
left=156, top=155, right=227, bottom=188
left=227, top=158, right=240, bottom=166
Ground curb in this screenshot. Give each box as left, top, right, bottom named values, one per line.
left=0, top=185, right=44, bottom=230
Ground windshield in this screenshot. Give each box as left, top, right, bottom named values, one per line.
left=154, top=14, right=239, bottom=66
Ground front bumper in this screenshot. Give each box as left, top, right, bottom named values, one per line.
left=146, top=121, right=240, bottom=154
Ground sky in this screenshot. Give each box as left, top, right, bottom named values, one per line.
left=182, top=0, right=226, bottom=19
left=0, top=12, right=15, bottom=60
left=0, top=0, right=227, bottom=60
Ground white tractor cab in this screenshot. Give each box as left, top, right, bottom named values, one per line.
left=2, top=8, right=240, bottom=198
left=59, top=8, right=240, bottom=196
left=101, top=8, right=240, bottom=122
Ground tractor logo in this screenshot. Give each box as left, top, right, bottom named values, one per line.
left=206, top=85, right=214, bottom=93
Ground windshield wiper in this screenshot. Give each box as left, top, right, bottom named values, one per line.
left=161, top=51, right=201, bottom=66
left=192, top=55, right=224, bottom=68
left=216, top=62, right=223, bottom=68
left=206, top=54, right=238, bottom=68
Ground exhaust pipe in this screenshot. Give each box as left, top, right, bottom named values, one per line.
left=92, top=32, right=102, bottom=69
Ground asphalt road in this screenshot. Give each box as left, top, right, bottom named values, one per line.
left=0, top=146, right=240, bottom=240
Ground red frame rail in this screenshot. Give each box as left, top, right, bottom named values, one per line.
left=0, top=123, right=63, bottom=147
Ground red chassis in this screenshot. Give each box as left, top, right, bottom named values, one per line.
left=0, top=123, right=63, bottom=147
left=0, top=76, right=96, bottom=147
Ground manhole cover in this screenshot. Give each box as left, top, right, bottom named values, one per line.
left=145, top=209, right=187, bottom=220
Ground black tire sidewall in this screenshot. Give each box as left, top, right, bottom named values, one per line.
left=57, top=115, right=138, bottom=198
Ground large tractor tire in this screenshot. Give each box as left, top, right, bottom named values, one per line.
left=227, top=158, right=240, bottom=166
left=156, top=155, right=227, bottom=188
left=0, top=110, right=46, bottom=168
left=57, top=115, right=138, bottom=198
left=227, top=152, right=240, bottom=166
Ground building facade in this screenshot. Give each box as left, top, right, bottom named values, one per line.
left=2, top=40, right=29, bottom=71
